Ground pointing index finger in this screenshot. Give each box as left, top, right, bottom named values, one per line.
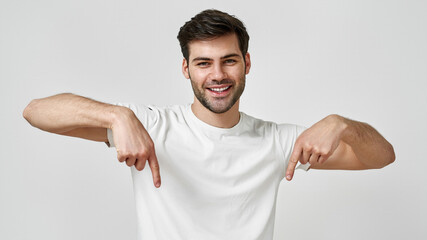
left=286, top=145, right=302, bottom=181
left=148, top=152, right=161, bottom=188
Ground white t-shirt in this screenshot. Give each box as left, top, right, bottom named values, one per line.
left=107, top=104, right=309, bottom=240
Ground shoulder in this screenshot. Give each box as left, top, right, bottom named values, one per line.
left=241, top=112, right=305, bottom=136
left=112, top=103, right=189, bottom=128
left=149, top=105, right=188, bottom=116
left=146, top=105, right=189, bottom=123
left=240, top=112, right=276, bottom=132
left=112, top=104, right=187, bottom=116
left=277, top=123, right=307, bottom=137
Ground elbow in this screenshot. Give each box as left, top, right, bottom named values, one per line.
left=386, top=143, right=396, bottom=166
left=22, top=100, right=35, bottom=123
left=23, top=99, right=38, bottom=125
left=378, top=143, right=396, bottom=169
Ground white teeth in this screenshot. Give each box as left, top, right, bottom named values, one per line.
left=209, top=86, right=230, bottom=92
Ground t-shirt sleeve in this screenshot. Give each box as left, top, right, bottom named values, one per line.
left=106, top=103, right=159, bottom=148
left=277, top=124, right=311, bottom=175
left=294, top=125, right=311, bottom=171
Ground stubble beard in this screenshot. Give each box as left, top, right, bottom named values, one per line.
left=190, top=74, right=246, bottom=114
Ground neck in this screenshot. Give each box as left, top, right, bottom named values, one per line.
left=191, top=98, right=240, bottom=128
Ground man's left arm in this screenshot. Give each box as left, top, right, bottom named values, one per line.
left=286, top=114, right=395, bottom=181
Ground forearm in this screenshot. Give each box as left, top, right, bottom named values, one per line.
left=23, top=93, right=124, bottom=134
left=339, top=115, right=395, bottom=169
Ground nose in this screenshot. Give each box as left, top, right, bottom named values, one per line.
left=211, top=62, right=227, bottom=81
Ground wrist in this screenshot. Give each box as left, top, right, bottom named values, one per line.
left=332, top=115, right=357, bottom=144
left=326, top=114, right=349, bottom=138
left=109, top=105, right=134, bottom=130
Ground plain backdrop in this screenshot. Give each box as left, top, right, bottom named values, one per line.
left=1, top=0, right=426, bottom=239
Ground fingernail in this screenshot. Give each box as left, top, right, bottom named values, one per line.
left=286, top=175, right=292, bottom=180
left=155, top=182, right=160, bottom=188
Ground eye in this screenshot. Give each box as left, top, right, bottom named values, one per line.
left=197, top=62, right=210, bottom=67
left=224, top=59, right=237, bottom=64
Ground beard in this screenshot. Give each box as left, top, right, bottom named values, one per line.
left=189, top=73, right=246, bottom=114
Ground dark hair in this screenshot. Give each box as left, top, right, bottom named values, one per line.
left=177, top=9, right=249, bottom=61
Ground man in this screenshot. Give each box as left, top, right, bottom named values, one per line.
left=23, top=9, right=394, bottom=240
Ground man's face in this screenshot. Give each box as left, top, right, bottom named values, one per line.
left=182, top=33, right=251, bottom=114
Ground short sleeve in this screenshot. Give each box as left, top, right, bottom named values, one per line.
left=106, top=128, right=115, bottom=148
left=277, top=124, right=310, bottom=174
left=105, top=103, right=159, bottom=148
left=295, top=125, right=311, bottom=171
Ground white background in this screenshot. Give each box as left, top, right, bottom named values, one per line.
left=1, top=0, right=426, bottom=239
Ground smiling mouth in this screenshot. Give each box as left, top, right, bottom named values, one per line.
left=207, top=86, right=231, bottom=93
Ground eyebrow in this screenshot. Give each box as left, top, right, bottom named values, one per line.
left=191, top=53, right=241, bottom=63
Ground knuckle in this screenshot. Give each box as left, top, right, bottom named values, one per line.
left=146, top=141, right=154, bottom=150
left=119, top=150, right=132, bottom=158
left=311, top=148, right=319, bottom=155
left=136, top=152, right=146, bottom=160
left=150, top=163, right=159, bottom=169
left=130, top=152, right=139, bottom=158
left=125, top=159, right=134, bottom=166
left=139, top=151, right=149, bottom=160
left=117, top=156, right=125, bottom=162
left=136, top=164, right=145, bottom=171
left=320, top=149, right=332, bottom=157
left=117, top=153, right=127, bottom=162
left=303, top=143, right=313, bottom=152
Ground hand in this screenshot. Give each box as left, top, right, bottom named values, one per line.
left=286, top=115, right=346, bottom=181
left=111, top=107, right=161, bottom=188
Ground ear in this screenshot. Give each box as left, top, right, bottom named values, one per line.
left=182, top=58, right=190, bottom=79
left=244, top=53, right=251, bottom=75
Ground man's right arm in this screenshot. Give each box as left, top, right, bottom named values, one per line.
left=23, top=93, right=161, bottom=188
left=23, top=93, right=119, bottom=141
